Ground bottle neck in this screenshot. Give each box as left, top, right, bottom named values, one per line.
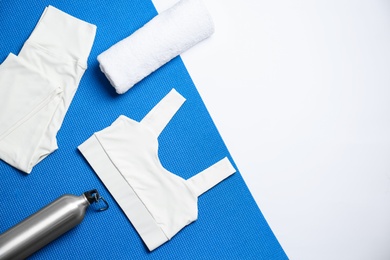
left=81, top=194, right=92, bottom=206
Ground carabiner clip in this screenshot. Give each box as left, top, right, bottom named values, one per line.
left=95, top=195, right=109, bottom=211
left=84, top=189, right=109, bottom=211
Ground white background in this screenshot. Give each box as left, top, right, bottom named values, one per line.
left=153, top=0, right=390, bottom=259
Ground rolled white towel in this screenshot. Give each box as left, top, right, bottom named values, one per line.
left=97, top=0, right=215, bottom=94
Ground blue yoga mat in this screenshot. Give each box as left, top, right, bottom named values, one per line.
left=0, top=1, right=287, bottom=259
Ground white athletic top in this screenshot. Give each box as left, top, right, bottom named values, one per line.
left=78, top=89, right=236, bottom=250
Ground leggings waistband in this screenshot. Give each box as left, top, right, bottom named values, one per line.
left=26, top=5, right=96, bottom=68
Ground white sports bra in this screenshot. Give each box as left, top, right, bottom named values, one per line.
left=78, top=89, right=236, bottom=250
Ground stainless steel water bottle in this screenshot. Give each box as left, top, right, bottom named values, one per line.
left=0, top=189, right=108, bottom=260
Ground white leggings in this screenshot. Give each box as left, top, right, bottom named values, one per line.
left=0, top=6, right=96, bottom=173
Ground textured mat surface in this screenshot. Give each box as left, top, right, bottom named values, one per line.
left=0, top=1, right=287, bottom=259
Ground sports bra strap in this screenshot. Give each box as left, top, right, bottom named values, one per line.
left=141, top=89, right=186, bottom=136
left=187, top=157, right=236, bottom=197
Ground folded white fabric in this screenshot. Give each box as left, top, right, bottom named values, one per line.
left=0, top=6, right=96, bottom=173
left=97, top=0, right=215, bottom=94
